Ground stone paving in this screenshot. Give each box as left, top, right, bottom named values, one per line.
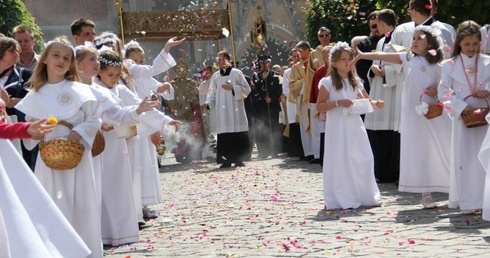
left=104, top=154, right=490, bottom=257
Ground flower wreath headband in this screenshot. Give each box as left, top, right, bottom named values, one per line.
left=414, top=25, right=444, bottom=56
left=74, top=41, right=97, bottom=55
left=123, top=40, right=142, bottom=51
left=94, top=35, right=117, bottom=48
left=328, top=41, right=350, bottom=65
left=414, top=25, right=442, bottom=38
left=44, top=40, right=76, bottom=56
left=98, top=45, right=122, bottom=67
left=122, top=40, right=143, bottom=57
left=99, top=55, right=122, bottom=67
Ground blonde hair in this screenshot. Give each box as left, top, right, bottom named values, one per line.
left=75, top=45, right=97, bottom=62
left=29, top=36, right=79, bottom=91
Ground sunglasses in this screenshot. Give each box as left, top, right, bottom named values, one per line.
left=370, top=24, right=377, bottom=29
left=319, top=34, right=330, bottom=38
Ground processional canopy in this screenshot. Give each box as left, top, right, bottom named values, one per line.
left=116, top=0, right=231, bottom=42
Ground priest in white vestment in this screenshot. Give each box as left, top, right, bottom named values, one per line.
left=204, top=51, right=251, bottom=169
left=364, top=9, right=400, bottom=183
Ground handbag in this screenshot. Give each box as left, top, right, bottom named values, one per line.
left=342, top=98, right=374, bottom=115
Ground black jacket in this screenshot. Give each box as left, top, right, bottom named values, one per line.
left=3, top=66, right=32, bottom=120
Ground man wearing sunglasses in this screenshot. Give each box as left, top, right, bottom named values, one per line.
left=352, top=11, right=382, bottom=94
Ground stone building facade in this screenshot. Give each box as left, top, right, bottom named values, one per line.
left=24, top=0, right=307, bottom=75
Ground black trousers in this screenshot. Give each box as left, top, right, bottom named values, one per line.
left=367, top=129, right=400, bottom=183
left=287, top=123, right=304, bottom=157
left=216, top=132, right=250, bottom=164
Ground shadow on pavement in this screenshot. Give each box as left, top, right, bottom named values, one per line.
left=273, top=158, right=323, bottom=173
left=159, top=160, right=214, bottom=173
left=310, top=207, right=378, bottom=221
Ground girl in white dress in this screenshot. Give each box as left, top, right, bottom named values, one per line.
left=94, top=50, right=180, bottom=226
left=95, top=34, right=182, bottom=222
left=317, top=42, right=383, bottom=210
left=123, top=40, right=175, bottom=102
left=16, top=36, right=103, bottom=257
left=355, top=25, right=452, bottom=209
left=0, top=102, right=91, bottom=258
left=76, top=45, right=159, bottom=246
left=438, top=21, right=490, bottom=214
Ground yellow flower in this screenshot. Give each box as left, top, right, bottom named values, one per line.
left=47, top=116, right=58, bottom=125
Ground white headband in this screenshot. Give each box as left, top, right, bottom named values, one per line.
left=74, top=41, right=96, bottom=55
left=99, top=55, right=122, bottom=67
left=414, top=25, right=442, bottom=37
left=96, top=45, right=114, bottom=55
left=123, top=40, right=141, bottom=51
left=44, top=40, right=75, bottom=56
left=329, top=41, right=350, bottom=64
left=94, top=35, right=117, bottom=48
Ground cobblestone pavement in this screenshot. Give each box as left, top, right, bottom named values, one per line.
left=104, top=154, right=490, bottom=257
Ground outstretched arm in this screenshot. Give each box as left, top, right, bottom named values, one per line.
left=0, top=119, right=54, bottom=140
left=353, top=48, right=403, bottom=65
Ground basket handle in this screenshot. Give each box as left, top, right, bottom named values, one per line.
left=463, top=95, right=490, bottom=109
left=419, top=92, right=440, bottom=102
left=40, top=120, right=74, bottom=142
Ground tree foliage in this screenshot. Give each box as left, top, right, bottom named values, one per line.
left=305, top=0, right=377, bottom=47
left=306, top=0, right=490, bottom=47
left=430, top=0, right=489, bottom=27
left=376, top=0, right=490, bottom=27
left=0, top=0, right=44, bottom=51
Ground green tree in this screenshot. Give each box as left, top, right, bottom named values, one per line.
left=305, top=0, right=377, bottom=47
left=375, top=0, right=489, bottom=29
left=0, top=0, right=44, bottom=51
left=375, top=0, right=410, bottom=25
left=431, top=0, right=489, bottom=27
left=306, top=0, right=490, bottom=48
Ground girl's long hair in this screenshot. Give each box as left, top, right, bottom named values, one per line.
left=451, top=20, right=481, bottom=58
left=412, top=28, right=444, bottom=64
left=329, top=46, right=358, bottom=91
left=29, top=36, right=79, bottom=91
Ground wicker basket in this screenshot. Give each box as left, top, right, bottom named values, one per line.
left=114, top=123, right=138, bottom=139
left=419, top=94, right=443, bottom=119
left=461, top=95, right=490, bottom=128
left=91, top=130, right=105, bottom=157
left=39, top=121, right=85, bottom=170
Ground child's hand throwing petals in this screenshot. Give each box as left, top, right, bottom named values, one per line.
left=28, top=119, right=55, bottom=139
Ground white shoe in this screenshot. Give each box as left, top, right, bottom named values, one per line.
left=461, top=209, right=475, bottom=215
left=143, top=207, right=158, bottom=219
left=421, top=195, right=437, bottom=209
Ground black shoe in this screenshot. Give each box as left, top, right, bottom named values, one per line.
left=309, top=158, right=321, bottom=164
left=235, top=161, right=245, bottom=167
left=303, top=155, right=314, bottom=161
left=138, top=221, right=152, bottom=230
left=219, top=163, right=232, bottom=169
